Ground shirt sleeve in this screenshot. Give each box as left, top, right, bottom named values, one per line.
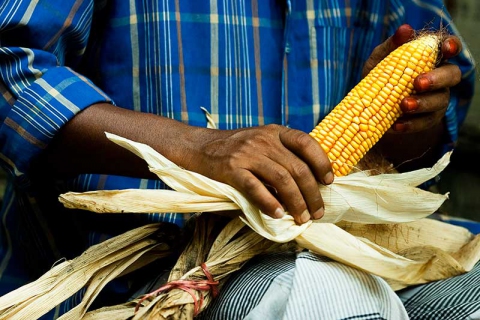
left=390, top=0, right=476, bottom=150
left=0, top=1, right=112, bottom=185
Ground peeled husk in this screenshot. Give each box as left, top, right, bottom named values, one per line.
left=59, top=133, right=480, bottom=288
left=0, top=224, right=173, bottom=320
left=2, top=132, right=480, bottom=319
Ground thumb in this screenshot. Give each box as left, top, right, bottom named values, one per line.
left=362, top=24, right=415, bottom=77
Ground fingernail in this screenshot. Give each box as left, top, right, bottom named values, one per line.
left=312, top=207, right=324, bottom=220
left=274, top=207, right=285, bottom=218
left=401, top=97, right=418, bottom=113
left=323, top=171, right=334, bottom=184
left=415, top=75, right=431, bottom=92
left=300, top=209, right=310, bottom=224
left=393, top=122, right=407, bottom=132
left=392, top=24, right=414, bottom=47
left=443, top=38, right=459, bottom=58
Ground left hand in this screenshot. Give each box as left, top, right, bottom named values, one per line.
left=361, top=24, right=463, bottom=170
left=363, top=24, right=462, bottom=134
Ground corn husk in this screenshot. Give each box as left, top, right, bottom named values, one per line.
left=0, top=224, right=172, bottom=320
left=58, top=133, right=480, bottom=290
left=82, top=213, right=287, bottom=319
left=5, top=132, right=479, bottom=319
left=60, top=133, right=449, bottom=228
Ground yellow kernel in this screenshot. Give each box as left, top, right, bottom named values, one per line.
left=337, top=121, right=349, bottom=130
left=372, top=100, right=382, bottom=111
left=412, top=51, right=422, bottom=60
left=345, top=128, right=356, bottom=139
left=358, top=143, right=367, bottom=153
left=386, top=99, right=396, bottom=107
left=393, top=68, right=403, bottom=77
left=377, top=76, right=388, bottom=84
left=399, top=78, right=409, bottom=87
left=389, top=77, right=398, bottom=86
left=326, top=135, right=336, bottom=145
left=350, top=139, right=359, bottom=149
left=339, top=166, right=349, bottom=176
left=361, top=97, right=372, bottom=107
left=397, top=62, right=406, bottom=71
left=391, top=90, right=401, bottom=100
left=372, top=83, right=382, bottom=92
left=347, top=143, right=356, bottom=153
left=338, top=136, right=349, bottom=146
left=407, top=61, right=416, bottom=69
left=337, top=154, right=347, bottom=164
left=363, top=108, right=373, bottom=119
left=361, top=141, right=370, bottom=150
left=379, top=91, right=389, bottom=100
left=395, top=83, right=405, bottom=93
left=330, top=148, right=341, bottom=158
left=332, top=127, right=343, bottom=138
left=365, top=90, right=377, bottom=100
left=334, top=142, right=345, bottom=152
left=404, top=68, right=414, bottom=76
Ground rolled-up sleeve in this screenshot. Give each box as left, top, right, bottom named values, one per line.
left=0, top=1, right=112, bottom=184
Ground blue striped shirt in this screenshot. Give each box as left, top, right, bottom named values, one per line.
left=0, top=0, right=475, bottom=316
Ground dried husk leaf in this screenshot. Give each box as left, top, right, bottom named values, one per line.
left=0, top=224, right=172, bottom=320
left=41, top=132, right=479, bottom=319
left=57, top=133, right=479, bottom=291
left=59, top=133, right=449, bottom=229
left=85, top=215, right=284, bottom=319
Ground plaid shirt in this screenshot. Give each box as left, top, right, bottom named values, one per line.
left=0, top=0, right=475, bottom=316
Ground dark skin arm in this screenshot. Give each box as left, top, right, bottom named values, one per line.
left=362, top=24, right=463, bottom=170
left=37, top=25, right=462, bottom=225
left=39, top=103, right=333, bottom=225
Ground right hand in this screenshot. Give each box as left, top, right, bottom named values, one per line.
left=184, top=124, right=333, bottom=224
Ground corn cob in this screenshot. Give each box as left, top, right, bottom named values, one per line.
left=309, top=34, right=441, bottom=176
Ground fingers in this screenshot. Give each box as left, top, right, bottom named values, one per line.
left=279, top=129, right=334, bottom=185
left=392, top=88, right=449, bottom=133
left=441, top=36, right=462, bottom=60
left=391, top=109, right=446, bottom=133
left=392, top=60, right=461, bottom=134
left=362, top=24, right=414, bottom=77
left=414, top=63, right=462, bottom=92
left=400, top=88, right=450, bottom=114
left=278, top=130, right=333, bottom=221
left=247, top=157, right=324, bottom=225
left=256, top=128, right=331, bottom=224
left=213, top=125, right=333, bottom=225
left=231, top=169, right=287, bottom=219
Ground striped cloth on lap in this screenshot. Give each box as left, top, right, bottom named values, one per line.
left=199, top=252, right=409, bottom=320
left=199, top=252, right=480, bottom=320
left=399, top=261, right=480, bottom=320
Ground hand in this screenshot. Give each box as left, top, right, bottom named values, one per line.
left=363, top=24, right=462, bottom=133
left=41, top=103, right=332, bottom=225
left=185, top=124, right=333, bottom=224
left=362, top=24, right=463, bottom=169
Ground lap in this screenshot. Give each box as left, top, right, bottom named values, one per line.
left=200, top=252, right=480, bottom=320
left=199, top=251, right=408, bottom=320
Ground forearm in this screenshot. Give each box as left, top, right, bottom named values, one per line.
left=36, top=103, right=206, bottom=179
